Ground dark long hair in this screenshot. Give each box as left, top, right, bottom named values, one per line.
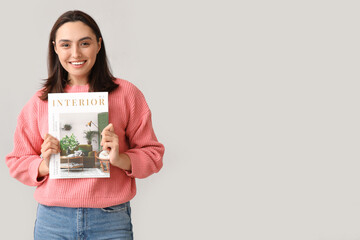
left=39, top=10, right=118, bottom=100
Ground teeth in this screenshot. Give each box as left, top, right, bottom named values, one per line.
left=71, top=61, right=85, bottom=65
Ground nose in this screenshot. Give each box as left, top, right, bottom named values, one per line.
left=72, top=45, right=82, bottom=59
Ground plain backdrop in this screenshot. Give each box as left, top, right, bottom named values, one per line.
left=1, top=0, right=360, bottom=239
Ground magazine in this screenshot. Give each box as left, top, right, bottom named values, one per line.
left=48, top=92, right=110, bottom=179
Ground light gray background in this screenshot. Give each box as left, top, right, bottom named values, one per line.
left=0, top=0, right=359, bottom=239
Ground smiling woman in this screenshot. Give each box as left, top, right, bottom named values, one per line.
left=5, top=10, right=165, bottom=240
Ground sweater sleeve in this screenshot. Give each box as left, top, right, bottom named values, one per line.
left=5, top=95, right=47, bottom=186
left=123, top=85, right=164, bottom=179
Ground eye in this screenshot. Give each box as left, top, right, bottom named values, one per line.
left=61, top=43, right=70, bottom=48
left=81, top=42, right=90, bottom=47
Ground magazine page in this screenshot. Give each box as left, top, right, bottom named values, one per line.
left=48, top=92, right=110, bottom=179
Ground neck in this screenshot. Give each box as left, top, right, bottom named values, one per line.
left=68, top=76, right=89, bottom=86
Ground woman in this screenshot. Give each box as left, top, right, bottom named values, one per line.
left=6, top=10, right=164, bottom=239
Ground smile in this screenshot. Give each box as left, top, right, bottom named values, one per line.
left=70, top=61, right=86, bottom=66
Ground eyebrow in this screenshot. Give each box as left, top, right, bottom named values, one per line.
left=58, top=36, right=93, bottom=43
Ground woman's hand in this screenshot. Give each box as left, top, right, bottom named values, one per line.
left=101, top=124, right=131, bottom=171
left=38, top=134, right=60, bottom=177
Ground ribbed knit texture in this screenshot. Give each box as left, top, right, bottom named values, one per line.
left=6, top=79, right=164, bottom=208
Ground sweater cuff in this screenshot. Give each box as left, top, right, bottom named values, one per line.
left=123, top=152, right=139, bottom=178
left=28, top=156, right=48, bottom=185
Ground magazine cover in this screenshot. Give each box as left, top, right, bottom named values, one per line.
left=48, top=92, right=110, bottom=179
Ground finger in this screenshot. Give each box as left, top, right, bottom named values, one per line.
left=44, top=133, right=52, bottom=140
left=102, top=123, right=114, bottom=133
left=102, top=142, right=110, bottom=151
left=41, top=147, right=60, bottom=158
left=43, top=136, right=60, bottom=148
left=43, top=134, right=60, bottom=144
left=41, top=149, right=60, bottom=158
left=100, top=135, right=118, bottom=146
left=100, top=135, right=111, bottom=146
left=101, top=131, right=114, bottom=138
left=101, top=133, right=118, bottom=143
left=101, top=130, right=117, bottom=138
left=42, top=139, right=60, bottom=148
left=41, top=141, right=60, bottom=153
left=44, top=133, right=58, bottom=142
left=42, top=148, right=59, bottom=161
left=102, top=142, right=118, bottom=152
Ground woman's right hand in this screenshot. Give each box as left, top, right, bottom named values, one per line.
left=38, top=134, right=60, bottom=177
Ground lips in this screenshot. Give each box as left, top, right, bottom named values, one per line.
left=69, top=60, right=87, bottom=67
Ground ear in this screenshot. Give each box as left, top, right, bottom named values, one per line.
left=97, top=37, right=102, bottom=53
left=53, top=41, right=58, bottom=54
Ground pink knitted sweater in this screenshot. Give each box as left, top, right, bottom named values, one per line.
left=6, top=78, right=164, bottom=208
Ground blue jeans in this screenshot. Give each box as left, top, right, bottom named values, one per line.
left=34, top=202, right=133, bottom=240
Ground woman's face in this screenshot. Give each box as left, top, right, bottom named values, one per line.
left=54, top=21, right=101, bottom=84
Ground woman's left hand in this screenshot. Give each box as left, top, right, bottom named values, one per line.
left=101, top=123, right=131, bottom=171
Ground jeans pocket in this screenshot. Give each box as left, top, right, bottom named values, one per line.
left=101, top=202, right=128, bottom=213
